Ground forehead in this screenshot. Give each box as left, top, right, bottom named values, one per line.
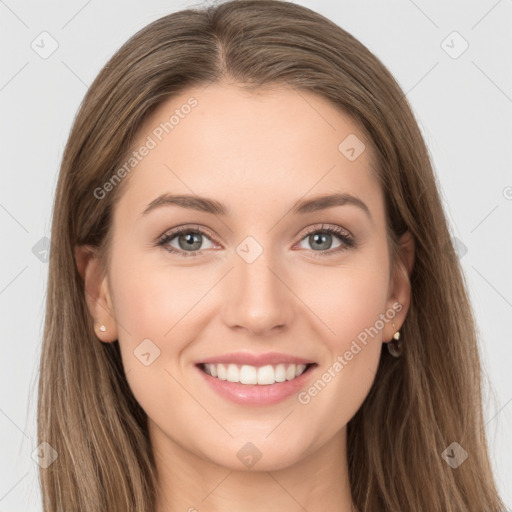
left=115, top=82, right=383, bottom=221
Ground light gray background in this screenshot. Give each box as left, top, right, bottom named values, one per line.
left=1, top=0, right=511, bottom=509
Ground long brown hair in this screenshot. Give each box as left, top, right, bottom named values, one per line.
left=38, top=1, right=507, bottom=510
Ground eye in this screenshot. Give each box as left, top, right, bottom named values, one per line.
left=296, top=224, right=355, bottom=257
left=157, top=225, right=216, bottom=257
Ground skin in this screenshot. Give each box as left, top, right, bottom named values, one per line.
left=76, top=81, right=414, bottom=512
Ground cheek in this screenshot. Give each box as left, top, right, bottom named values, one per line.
left=107, top=252, right=200, bottom=424
left=306, top=258, right=390, bottom=350
left=294, top=255, right=389, bottom=419
left=107, top=246, right=224, bottom=411
left=109, top=246, right=206, bottom=342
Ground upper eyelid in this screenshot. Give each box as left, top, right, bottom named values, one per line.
left=301, top=224, right=352, bottom=238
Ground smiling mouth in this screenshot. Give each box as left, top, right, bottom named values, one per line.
left=197, top=362, right=318, bottom=386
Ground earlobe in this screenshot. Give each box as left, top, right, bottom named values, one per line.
left=74, top=244, right=118, bottom=343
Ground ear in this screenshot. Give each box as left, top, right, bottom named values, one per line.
left=75, top=244, right=118, bottom=343
left=383, top=231, right=415, bottom=343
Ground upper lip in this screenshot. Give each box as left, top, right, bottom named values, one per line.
left=195, top=352, right=316, bottom=367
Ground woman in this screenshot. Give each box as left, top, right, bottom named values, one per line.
left=37, top=0, right=507, bottom=510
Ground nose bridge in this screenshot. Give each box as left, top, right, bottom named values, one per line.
left=222, top=236, right=293, bottom=333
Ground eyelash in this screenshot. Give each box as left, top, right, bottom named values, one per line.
left=156, top=224, right=355, bottom=258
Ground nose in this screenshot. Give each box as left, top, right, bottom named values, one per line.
left=221, top=248, right=294, bottom=336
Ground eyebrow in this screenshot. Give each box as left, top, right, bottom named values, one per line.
left=139, top=192, right=371, bottom=220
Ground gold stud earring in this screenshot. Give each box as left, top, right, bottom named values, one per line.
left=387, top=323, right=402, bottom=357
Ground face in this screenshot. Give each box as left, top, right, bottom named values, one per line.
left=79, top=81, right=412, bottom=472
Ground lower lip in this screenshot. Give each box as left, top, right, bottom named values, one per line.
left=195, top=364, right=317, bottom=406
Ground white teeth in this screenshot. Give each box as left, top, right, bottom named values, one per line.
left=226, top=364, right=240, bottom=383
left=217, top=364, right=227, bottom=380
left=240, top=365, right=257, bottom=384
left=285, top=364, right=296, bottom=381
left=202, top=363, right=309, bottom=385
left=260, top=364, right=286, bottom=384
